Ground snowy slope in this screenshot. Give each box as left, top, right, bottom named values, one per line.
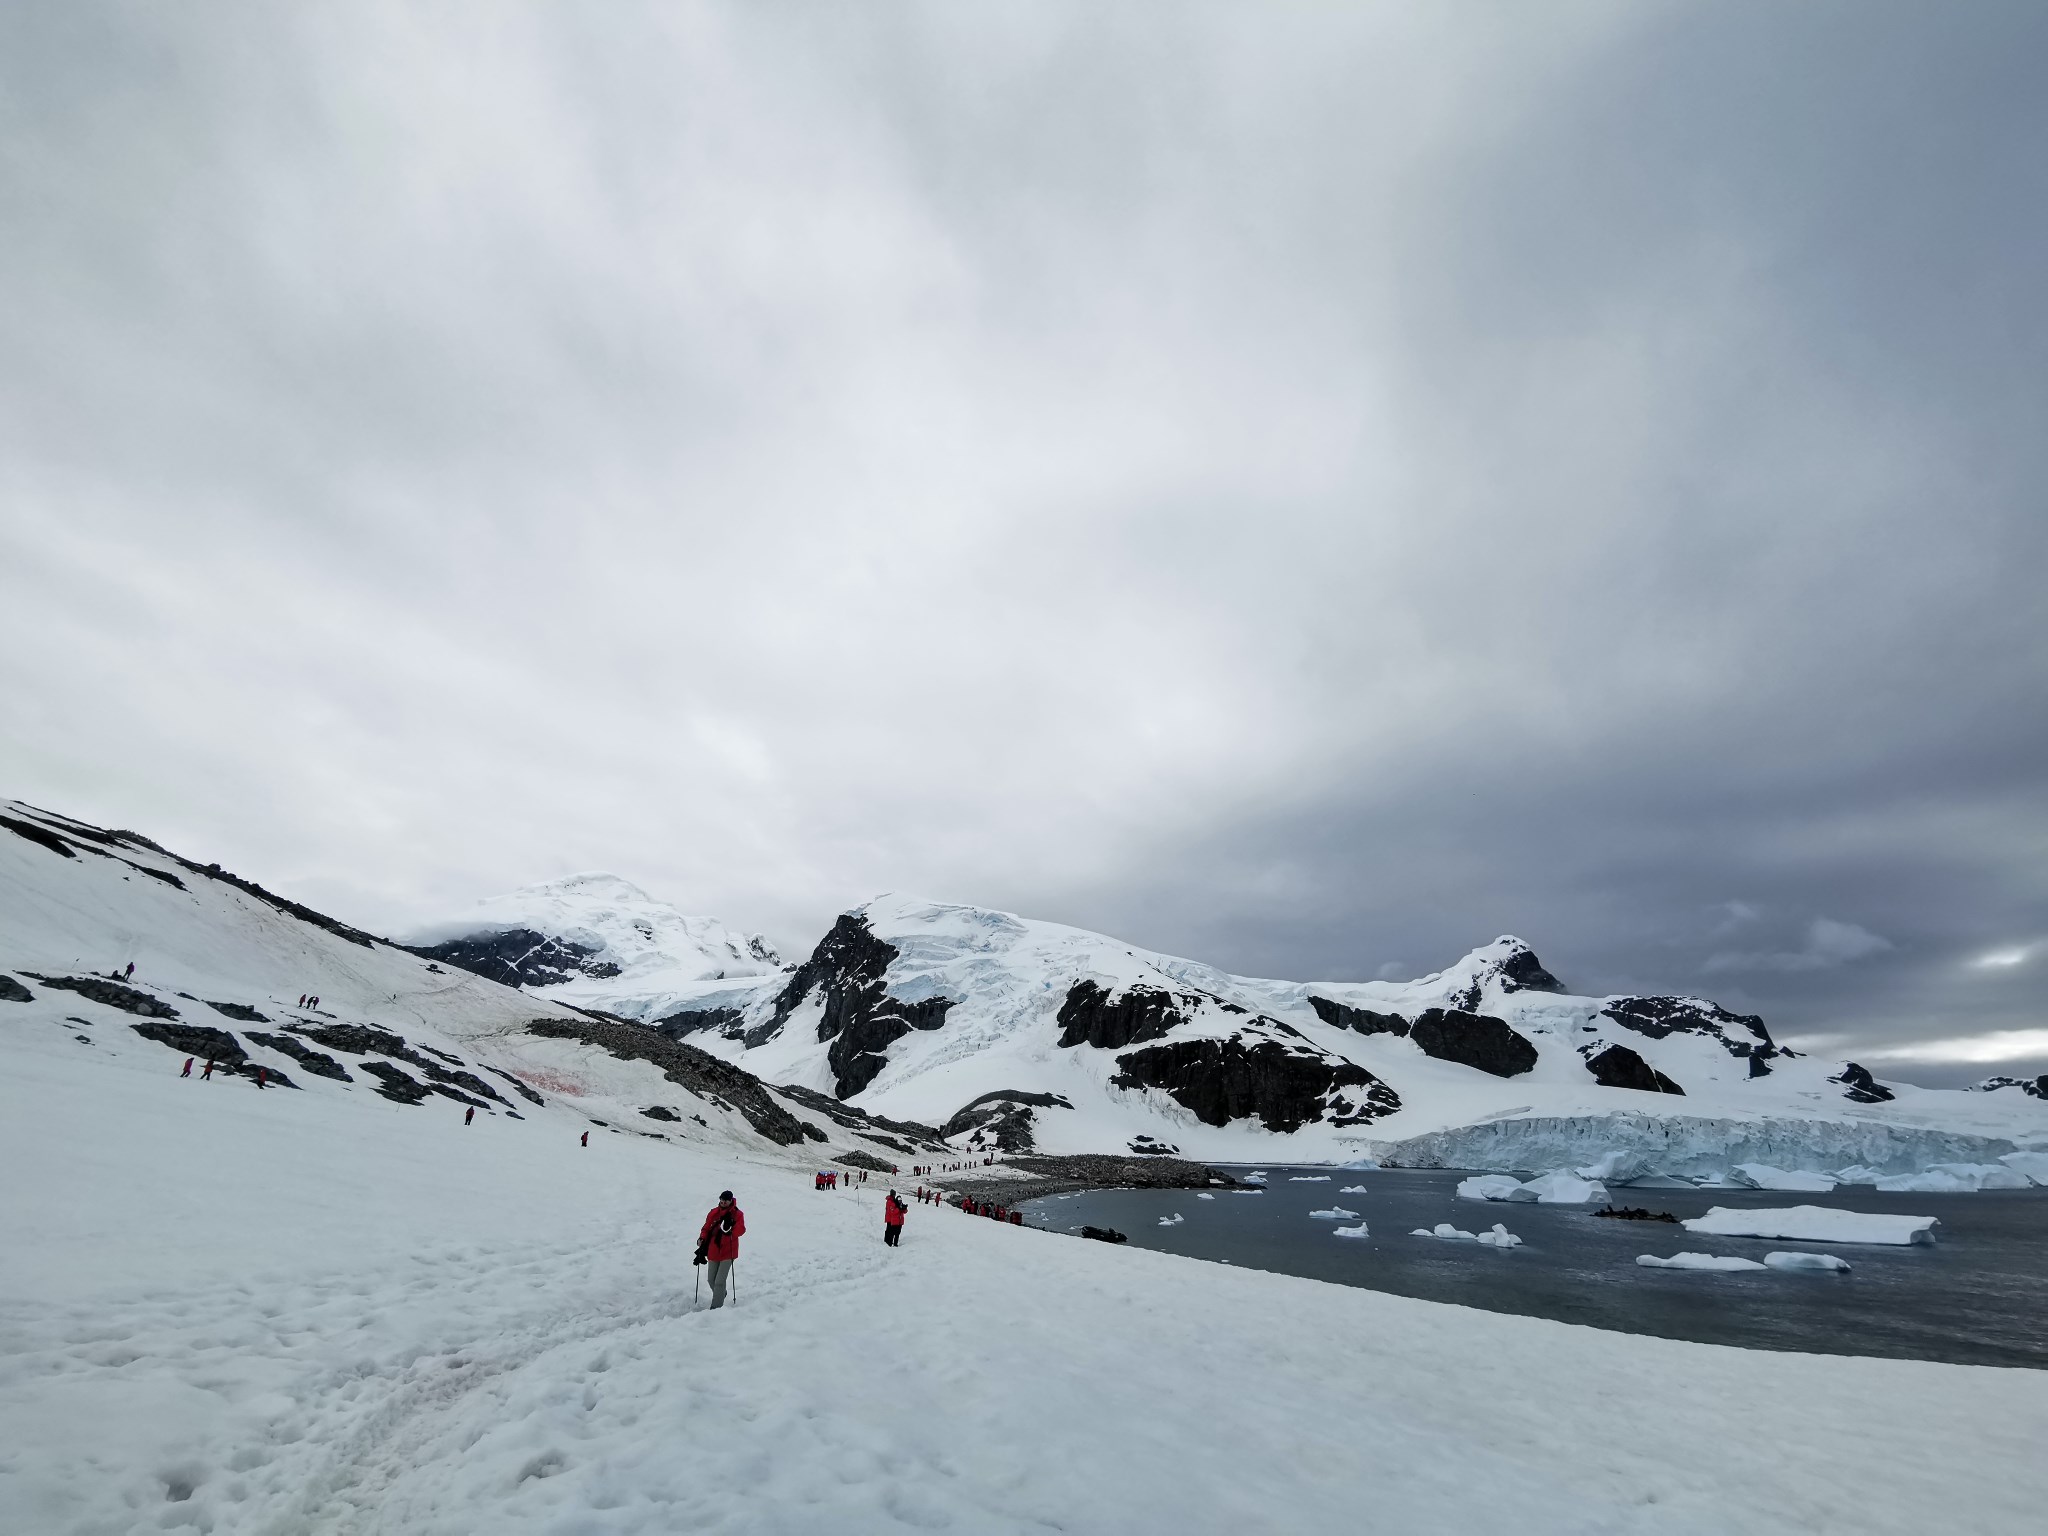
left=405, top=873, right=782, bottom=1022
left=658, top=895, right=2048, bottom=1172
left=0, top=803, right=934, bottom=1166
left=4, top=991, right=2045, bottom=1535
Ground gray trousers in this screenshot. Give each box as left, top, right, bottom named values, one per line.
left=705, top=1259, right=733, bottom=1308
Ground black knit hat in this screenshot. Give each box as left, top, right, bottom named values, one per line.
left=719, top=1190, right=734, bottom=1200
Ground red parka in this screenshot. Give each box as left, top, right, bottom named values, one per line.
left=884, top=1195, right=907, bottom=1227
left=699, top=1203, right=746, bottom=1262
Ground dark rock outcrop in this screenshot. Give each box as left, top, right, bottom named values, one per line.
left=1056, top=980, right=1185, bottom=1050
left=411, top=927, right=616, bottom=989
left=523, top=1016, right=816, bottom=1145
left=1583, top=1043, right=1684, bottom=1095
left=1971, top=1074, right=2048, bottom=1100
left=641, top=1105, right=680, bottom=1122
left=772, top=1083, right=944, bottom=1149
left=287, top=1022, right=509, bottom=1106
left=2, top=812, right=78, bottom=858
left=833, top=1149, right=898, bottom=1173
left=1443, top=940, right=1568, bottom=1011
left=244, top=1031, right=352, bottom=1082
left=129, top=1021, right=245, bottom=1064
left=760, top=914, right=955, bottom=1098
left=28, top=974, right=179, bottom=1019
left=1408, top=1008, right=1538, bottom=1078
left=1306, top=995, right=1409, bottom=1036
left=1127, top=1135, right=1180, bottom=1155
left=1111, top=1036, right=1400, bottom=1132
left=1600, top=996, right=1780, bottom=1069
left=0, top=975, right=33, bottom=1003
left=358, top=1060, right=433, bottom=1104
left=940, top=1088, right=1075, bottom=1152
left=205, top=1000, right=270, bottom=1023
left=652, top=1006, right=744, bottom=1039
left=484, top=1065, right=547, bottom=1106
left=1831, top=1062, right=1896, bottom=1104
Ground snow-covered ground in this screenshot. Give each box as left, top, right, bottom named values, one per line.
left=7, top=1021, right=2048, bottom=1534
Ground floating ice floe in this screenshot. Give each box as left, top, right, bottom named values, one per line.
left=1683, top=1205, right=1939, bottom=1246
left=1763, top=1251, right=1851, bottom=1273
left=1410, top=1222, right=1521, bottom=1248
left=1338, top=1185, right=1370, bottom=1194
left=1332, top=1222, right=1370, bottom=1239
left=1243, top=1172, right=1268, bottom=1185
left=1729, top=1164, right=1837, bottom=1193
left=1457, top=1172, right=1606, bottom=1204
left=1158, top=1214, right=1184, bottom=1227
left=1876, top=1163, right=2032, bottom=1193
left=1288, top=1176, right=1331, bottom=1183
left=1195, top=1192, right=1215, bottom=1200
left=1637, top=1252, right=1767, bottom=1272
left=1308, top=1207, right=1360, bottom=1220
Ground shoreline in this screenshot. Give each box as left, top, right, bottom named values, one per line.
left=928, top=1152, right=1240, bottom=1204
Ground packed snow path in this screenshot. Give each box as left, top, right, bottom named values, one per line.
left=5, top=1042, right=2047, bottom=1533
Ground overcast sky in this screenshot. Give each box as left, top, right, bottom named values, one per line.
left=4, top=2, right=2043, bottom=1084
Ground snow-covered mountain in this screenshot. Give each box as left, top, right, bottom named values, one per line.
left=405, top=873, right=782, bottom=1021
left=523, top=892, right=2040, bottom=1174
left=0, top=802, right=942, bottom=1165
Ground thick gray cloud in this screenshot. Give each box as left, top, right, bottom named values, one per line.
left=3, top=3, right=2043, bottom=1084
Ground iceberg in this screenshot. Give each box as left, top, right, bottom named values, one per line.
left=1412, top=1222, right=1521, bottom=1248
left=1331, top=1222, right=1370, bottom=1239
left=1288, top=1176, right=1331, bottom=1183
left=1195, top=1192, right=1215, bottom=1200
left=1637, top=1252, right=1767, bottom=1272
left=1338, top=1184, right=1370, bottom=1194
left=1512, top=1172, right=1607, bottom=1204
left=1308, top=1207, right=1361, bottom=1220
left=1683, top=1206, right=1938, bottom=1246
left=2001, top=1151, right=2048, bottom=1186
left=1729, top=1164, right=1837, bottom=1193
left=1764, top=1251, right=1851, bottom=1273
left=1457, top=1175, right=1525, bottom=1202
left=1158, top=1214, right=1184, bottom=1227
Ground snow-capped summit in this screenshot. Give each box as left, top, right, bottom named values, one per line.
left=1380, top=935, right=1567, bottom=1013
left=405, top=873, right=781, bottom=1021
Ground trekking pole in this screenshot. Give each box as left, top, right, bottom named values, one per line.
left=694, top=1267, right=700, bottom=1308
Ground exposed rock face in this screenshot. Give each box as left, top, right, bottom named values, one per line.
left=1443, top=940, right=1567, bottom=1011
left=0, top=975, right=33, bottom=1003
left=1831, top=1062, right=1896, bottom=1104
left=641, top=1105, right=680, bottom=1122
left=1583, top=1043, right=1684, bottom=1095
left=523, top=1016, right=818, bottom=1145
left=411, top=927, right=618, bottom=989
left=833, top=1149, right=898, bottom=1173
left=244, top=1031, right=351, bottom=1082
left=761, top=914, right=955, bottom=1098
left=1408, top=1009, right=1538, bottom=1078
left=2, top=812, right=78, bottom=858
left=770, top=1083, right=946, bottom=1150
left=130, top=1021, right=244, bottom=1063
left=1306, top=996, right=1409, bottom=1036
left=287, top=1022, right=509, bottom=1106
left=1127, top=1135, right=1179, bottom=1155
left=1600, top=996, right=1780, bottom=1070
left=359, top=1060, right=433, bottom=1104
left=1056, top=981, right=1185, bottom=1050
left=205, top=1000, right=270, bottom=1023
left=484, top=1065, right=547, bottom=1106
left=26, top=973, right=179, bottom=1018
left=1111, top=1037, right=1400, bottom=1133
left=652, top=1006, right=744, bottom=1039
left=1972, top=1074, right=2048, bottom=1099
left=941, top=1087, right=1073, bottom=1152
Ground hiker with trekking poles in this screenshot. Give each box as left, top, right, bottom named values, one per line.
left=694, top=1189, right=745, bottom=1309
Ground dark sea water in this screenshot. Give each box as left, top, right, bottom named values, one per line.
left=1020, top=1168, right=2048, bottom=1369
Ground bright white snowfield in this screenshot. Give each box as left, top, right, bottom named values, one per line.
left=7, top=1039, right=2048, bottom=1536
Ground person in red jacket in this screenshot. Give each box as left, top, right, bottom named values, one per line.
left=694, top=1190, right=746, bottom=1308
left=883, top=1190, right=907, bottom=1247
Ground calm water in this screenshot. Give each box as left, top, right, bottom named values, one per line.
left=1021, top=1168, right=2048, bottom=1369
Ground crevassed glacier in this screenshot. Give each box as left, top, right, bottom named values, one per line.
left=1378, top=1114, right=2015, bottom=1180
